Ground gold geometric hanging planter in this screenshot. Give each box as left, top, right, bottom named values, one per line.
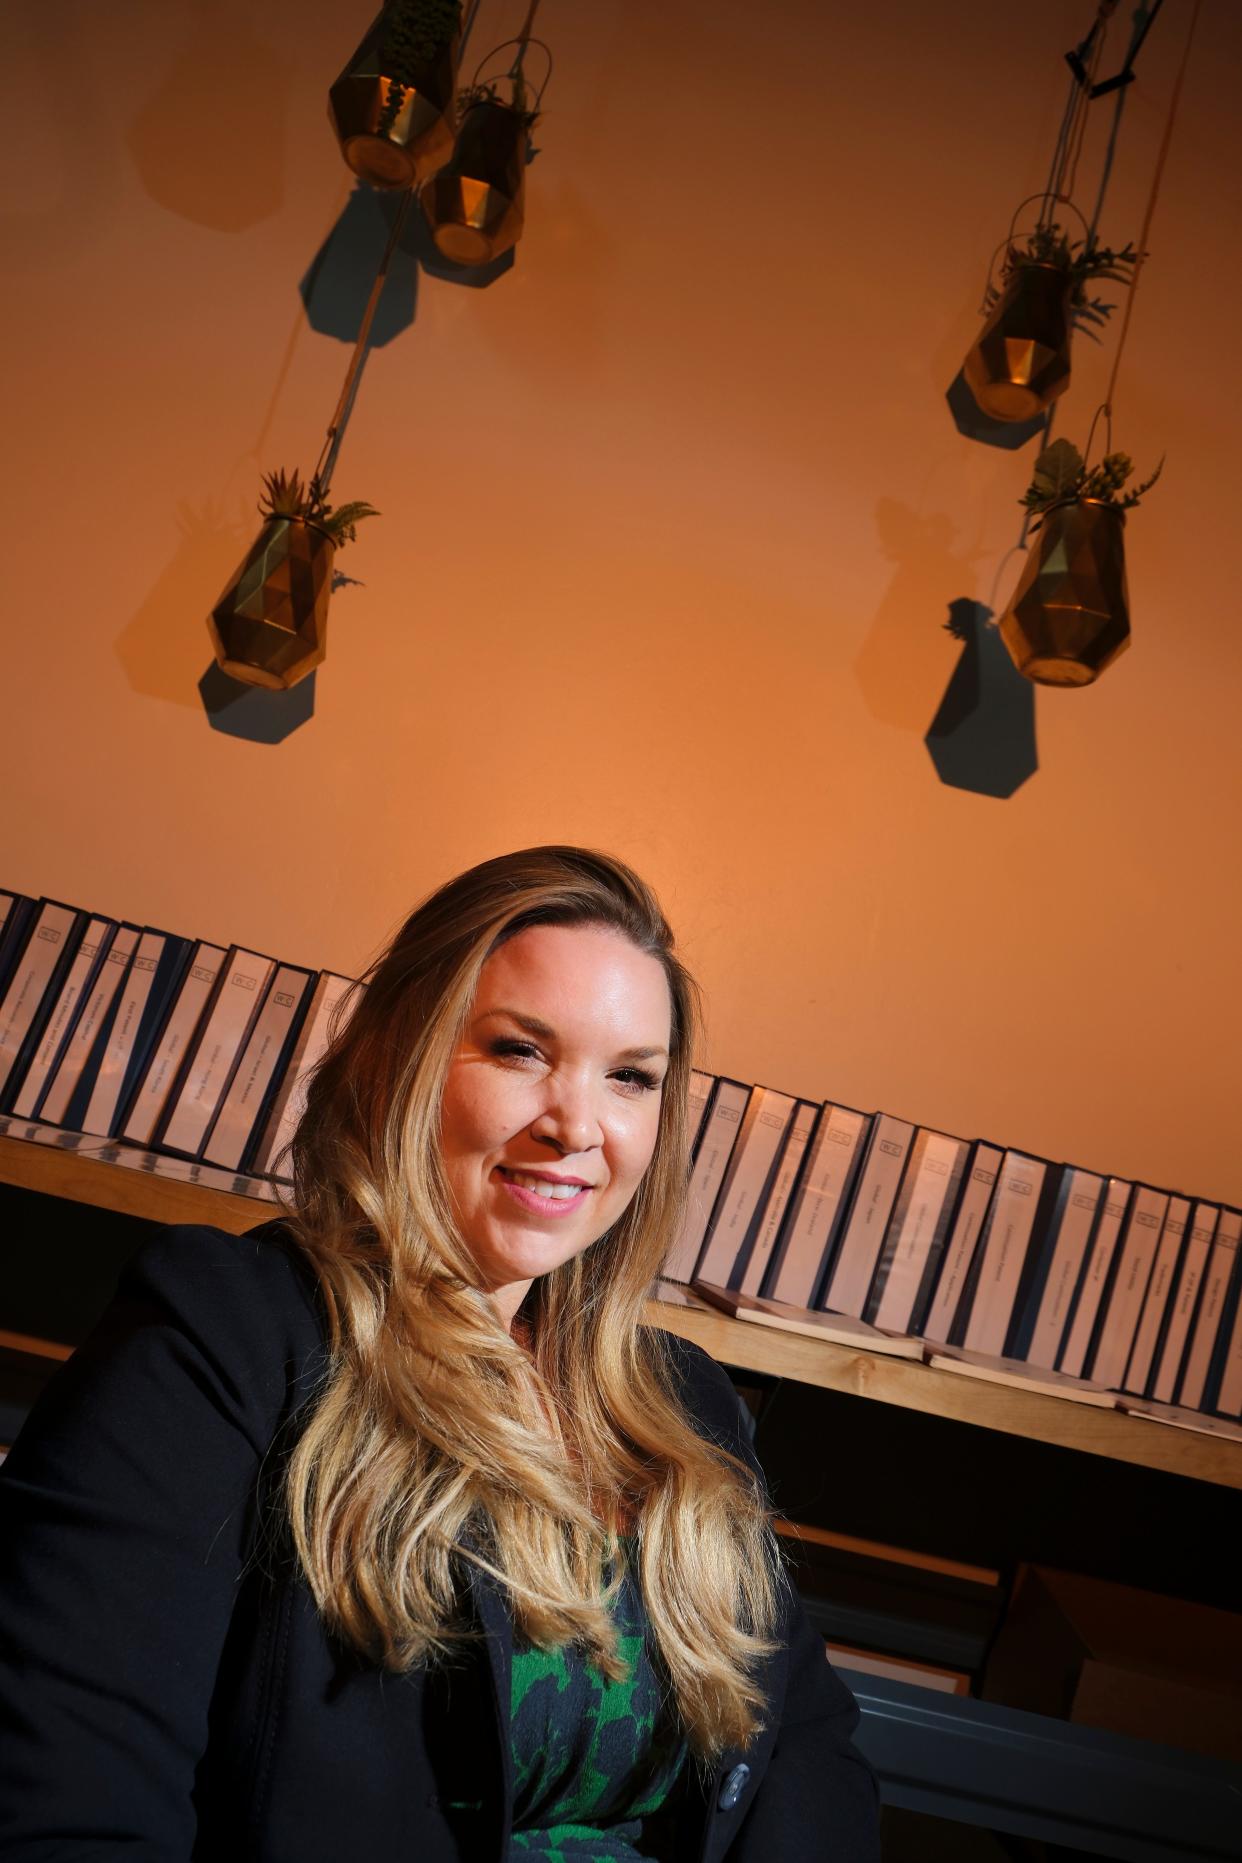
left=208, top=517, right=338, bottom=691
left=962, top=260, right=1074, bottom=424
left=999, top=498, right=1130, bottom=687
left=329, top=13, right=460, bottom=190
left=421, top=96, right=528, bottom=265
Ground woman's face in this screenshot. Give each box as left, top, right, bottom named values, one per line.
left=439, top=922, right=673, bottom=1327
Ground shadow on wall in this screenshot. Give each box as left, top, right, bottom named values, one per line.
left=300, top=182, right=515, bottom=346
left=198, top=666, right=317, bottom=743
left=853, top=502, right=988, bottom=734
left=126, top=0, right=287, bottom=231
left=301, top=186, right=421, bottom=345
left=116, top=501, right=252, bottom=711
left=4, top=13, right=117, bottom=268
left=925, top=599, right=1037, bottom=799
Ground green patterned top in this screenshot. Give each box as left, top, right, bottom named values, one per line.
left=508, top=1552, right=686, bottom=1861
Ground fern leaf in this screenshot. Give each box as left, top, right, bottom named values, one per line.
left=1027, top=438, right=1083, bottom=508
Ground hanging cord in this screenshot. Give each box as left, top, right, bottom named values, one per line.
left=511, top=0, right=542, bottom=73
left=1080, top=400, right=1115, bottom=471
left=1042, top=0, right=1117, bottom=217
left=1054, top=4, right=1116, bottom=208
left=1085, top=2, right=1169, bottom=241
left=1039, top=71, right=1082, bottom=229
left=312, top=188, right=416, bottom=500
left=1100, top=0, right=1205, bottom=426
left=311, top=0, right=486, bottom=502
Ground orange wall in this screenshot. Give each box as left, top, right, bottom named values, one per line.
left=4, top=0, right=1241, bottom=1205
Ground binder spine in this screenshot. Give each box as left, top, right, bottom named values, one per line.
left=766, top=1105, right=870, bottom=1310
left=920, top=1144, right=1002, bottom=1346
left=662, top=1079, right=750, bottom=1283
left=1178, top=1209, right=1241, bottom=1409
left=157, top=949, right=277, bottom=1158
left=695, top=1087, right=796, bottom=1292
left=0, top=896, right=37, bottom=1002
left=79, top=932, right=191, bottom=1137
left=202, top=965, right=315, bottom=1171
left=741, top=1100, right=818, bottom=1300
left=247, top=972, right=357, bottom=1178
left=1017, top=1170, right=1104, bottom=1369
left=1151, top=1204, right=1219, bottom=1406
left=1057, top=1179, right=1132, bottom=1378
left=818, top=1115, right=914, bottom=1320
left=39, top=924, right=141, bottom=1129
left=1122, top=1196, right=1190, bottom=1396
left=122, top=944, right=228, bottom=1147
left=687, top=1071, right=715, bottom=1154
left=11, top=916, right=114, bottom=1120
left=0, top=901, right=85, bottom=1105
left=958, top=1153, right=1048, bottom=1356
left=867, top=1130, right=969, bottom=1335
left=1087, top=1185, right=1170, bottom=1389
left=1210, top=1239, right=1242, bottom=1417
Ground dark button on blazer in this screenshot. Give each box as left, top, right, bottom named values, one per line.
left=0, top=1225, right=880, bottom=1860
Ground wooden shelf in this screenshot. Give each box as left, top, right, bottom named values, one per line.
left=3, top=1126, right=1239, bottom=1491
left=647, top=1301, right=1242, bottom=1493
left=0, top=1129, right=276, bottom=1234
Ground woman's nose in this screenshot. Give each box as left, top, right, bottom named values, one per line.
left=529, top=1075, right=603, bottom=1156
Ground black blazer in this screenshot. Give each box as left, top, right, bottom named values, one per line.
left=0, top=1225, right=879, bottom=1860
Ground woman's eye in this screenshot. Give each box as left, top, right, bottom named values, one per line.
left=611, top=1067, right=662, bottom=1094
left=489, top=1038, right=541, bottom=1064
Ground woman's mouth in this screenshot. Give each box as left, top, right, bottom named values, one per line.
left=495, top=1167, right=594, bottom=1216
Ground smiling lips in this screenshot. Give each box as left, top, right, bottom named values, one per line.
left=495, top=1166, right=596, bottom=1217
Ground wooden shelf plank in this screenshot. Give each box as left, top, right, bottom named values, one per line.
left=0, top=1328, right=72, bottom=1363
left=644, top=1301, right=1242, bottom=1492
left=3, top=1129, right=1237, bottom=1490
left=0, top=1132, right=274, bottom=1235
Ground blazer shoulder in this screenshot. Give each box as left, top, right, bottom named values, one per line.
left=88, top=1220, right=328, bottom=1440
left=119, top=1220, right=321, bottom=1338
left=648, top=1324, right=754, bottom=1458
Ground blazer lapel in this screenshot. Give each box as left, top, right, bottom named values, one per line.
left=468, top=1560, right=516, bottom=1835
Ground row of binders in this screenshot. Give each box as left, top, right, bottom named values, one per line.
left=3, top=889, right=1240, bottom=1424
left=0, top=891, right=358, bottom=1179
left=667, top=1075, right=1242, bottom=1424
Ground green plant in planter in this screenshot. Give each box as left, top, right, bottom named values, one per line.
left=1019, top=438, right=1163, bottom=527
left=990, top=222, right=1141, bottom=334
left=259, top=468, right=379, bottom=548
left=455, top=75, right=540, bottom=128
left=1000, top=435, right=1163, bottom=687
left=378, top=0, right=463, bottom=135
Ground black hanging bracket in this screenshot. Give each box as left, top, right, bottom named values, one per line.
left=1065, top=0, right=1166, bottom=98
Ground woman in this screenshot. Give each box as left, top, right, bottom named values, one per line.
left=0, top=846, right=879, bottom=1859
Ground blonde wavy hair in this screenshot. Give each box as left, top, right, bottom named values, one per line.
left=283, top=846, right=779, bottom=1757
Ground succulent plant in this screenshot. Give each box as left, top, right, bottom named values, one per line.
left=377, top=0, right=463, bottom=135
left=258, top=469, right=379, bottom=549
left=1019, top=438, right=1164, bottom=527
left=456, top=73, right=540, bottom=127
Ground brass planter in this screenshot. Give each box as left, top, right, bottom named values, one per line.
left=208, top=517, right=337, bottom=691
left=963, top=262, right=1073, bottom=423
left=329, top=17, right=459, bottom=189
left=420, top=99, right=526, bottom=265
left=999, top=499, right=1129, bottom=687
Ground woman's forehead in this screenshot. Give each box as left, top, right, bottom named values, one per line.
left=473, top=924, right=672, bottom=1045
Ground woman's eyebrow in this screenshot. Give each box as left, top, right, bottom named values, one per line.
left=477, top=1008, right=556, bottom=1038
left=476, top=1008, right=668, bottom=1060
